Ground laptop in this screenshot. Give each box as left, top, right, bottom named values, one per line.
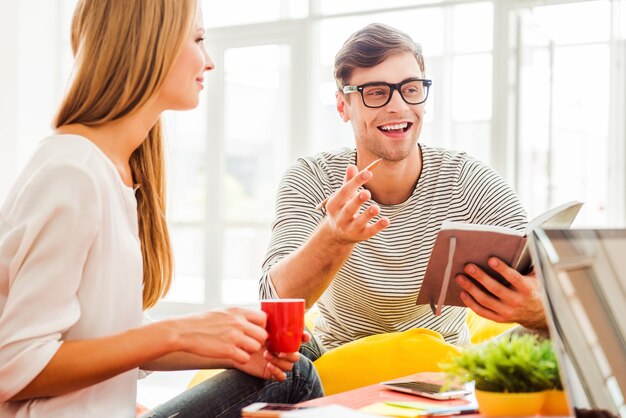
left=529, top=228, right=626, bottom=418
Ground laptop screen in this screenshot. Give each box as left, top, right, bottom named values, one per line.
left=530, top=228, right=626, bottom=418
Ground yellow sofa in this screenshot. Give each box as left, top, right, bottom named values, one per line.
left=188, top=310, right=515, bottom=395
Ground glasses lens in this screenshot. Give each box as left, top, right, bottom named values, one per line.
left=361, top=84, right=391, bottom=108
left=400, top=80, right=427, bottom=104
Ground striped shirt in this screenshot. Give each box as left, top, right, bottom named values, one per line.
left=260, top=144, right=527, bottom=350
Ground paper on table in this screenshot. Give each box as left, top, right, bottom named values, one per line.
left=282, top=404, right=379, bottom=417
left=383, top=401, right=448, bottom=410
left=384, top=401, right=479, bottom=416
left=359, top=402, right=429, bottom=417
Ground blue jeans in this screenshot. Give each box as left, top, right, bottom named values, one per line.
left=298, top=329, right=327, bottom=362
left=143, top=356, right=323, bottom=418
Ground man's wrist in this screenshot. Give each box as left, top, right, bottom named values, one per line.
left=317, top=218, right=359, bottom=251
left=519, top=316, right=550, bottom=338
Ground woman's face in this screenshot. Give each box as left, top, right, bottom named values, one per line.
left=158, top=12, right=214, bottom=110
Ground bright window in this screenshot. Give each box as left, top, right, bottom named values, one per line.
left=516, top=1, right=616, bottom=225
left=4, top=0, right=624, bottom=314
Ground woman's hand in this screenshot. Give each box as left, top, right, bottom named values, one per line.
left=233, top=332, right=312, bottom=381
left=165, top=307, right=269, bottom=365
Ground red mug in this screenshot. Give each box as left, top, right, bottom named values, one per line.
left=260, top=298, right=305, bottom=353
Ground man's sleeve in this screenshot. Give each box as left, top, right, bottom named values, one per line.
left=259, top=159, right=327, bottom=299
left=460, top=159, right=528, bottom=232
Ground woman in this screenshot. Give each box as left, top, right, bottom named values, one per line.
left=0, top=0, right=322, bottom=416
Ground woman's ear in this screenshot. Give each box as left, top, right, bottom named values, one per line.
left=336, top=91, right=350, bottom=122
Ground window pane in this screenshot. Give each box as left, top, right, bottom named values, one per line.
left=61, top=0, right=77, bottom=35
left=518, top=38, right=610, bottom=225
left=551, top=45, right=609, bottom=224
left=165, top=226, right=205, bottom=304
left=531, top=1, right=610, bottom=45
left=452, top=2, right=493, bottom=53
left=221, top=227, right=271, bottom=305
left=201, top=0, right=307, bottom=28
left=518, top=47, right=551, bottom=218
left=320, top=0, right=441, bottom=15
left=222, top=45, right=291, bottom=223
left=287, top=0, right=308, bottom=19
left=165, top=102, right=208, bottom=223
left=419, top=57, right=440, bottom=146
left=451, top=53, right=492, bottom=121
left=319, top=9, right=444, bottom=67
left=310, top=80, right=354, bottom=154
left=621, top=0, right=626, bottom=40
left=167, top=151, right=207, bottom=222
left=453, top=121, right=491, bottom=163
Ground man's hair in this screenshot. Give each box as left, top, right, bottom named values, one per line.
left=334, top=23, right=425, bottom=89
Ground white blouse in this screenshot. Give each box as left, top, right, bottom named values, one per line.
left=0, top=135, right=143, bottom=417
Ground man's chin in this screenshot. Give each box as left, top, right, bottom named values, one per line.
left=369, top=143, right=419, bottom=162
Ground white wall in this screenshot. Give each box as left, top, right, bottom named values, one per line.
left=0, top=0, right=65, bottom=200
left=0, top=1, right=20, bottom=199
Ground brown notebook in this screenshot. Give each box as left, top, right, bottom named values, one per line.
left=416, top=201, right=583, bottom=316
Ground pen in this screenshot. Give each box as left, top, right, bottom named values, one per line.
left=383, top=401, right=478, bottom=416
left=425, top=406, right=479, bottom=416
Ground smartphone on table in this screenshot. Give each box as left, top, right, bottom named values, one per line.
left=380, top=379, right=471, bottom=400
left=241, top=402, right=311, bottom=417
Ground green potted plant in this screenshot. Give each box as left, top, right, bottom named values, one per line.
left=440, top=334, right=564, bottom=416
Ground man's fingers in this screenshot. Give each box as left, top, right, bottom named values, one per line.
left=332, top=169, right=373, bottom=208
left=343, top=164, right=359, bottom=183
left=460, top=291, right=505, bottom=323
left=341, top=189, right=372, bottom=222
left=456, top=274, right=512, bottom=316
left=487, top=258, right=533, bottom=293
left=327, top=160, right=381, bottom=214
left=367, top=217, right=390, bottom=235
left=463, top=264, right=517, bottom=302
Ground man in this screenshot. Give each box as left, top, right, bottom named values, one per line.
left=259, top=23, right=546, bottom=358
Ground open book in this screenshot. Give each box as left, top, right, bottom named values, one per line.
left=416, top=201, right=583, bottom=316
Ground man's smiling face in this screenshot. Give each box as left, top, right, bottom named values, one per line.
left=336, top=51, right=426, bottom=162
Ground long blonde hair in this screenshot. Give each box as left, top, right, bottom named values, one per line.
left=55, top=0, right=198, bottom=308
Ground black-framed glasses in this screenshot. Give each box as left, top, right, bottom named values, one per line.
left=342, top=78, right=432, bottom=108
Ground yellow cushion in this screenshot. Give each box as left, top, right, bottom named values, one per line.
left=187, top=310, right=516, bottom=392
left=305, top=307, right=319, bottom=331
left=312, top=328, right=461, bottom=395
left=466, top=310, right=516, bottom=344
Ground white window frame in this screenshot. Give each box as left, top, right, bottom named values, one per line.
left=152, top=0, right=626, bottom=317
left=492, top=0, right=626, bottom=224
left=152, top=19, right=311, bottom=317
left=8, top=0, right=621, bottom=317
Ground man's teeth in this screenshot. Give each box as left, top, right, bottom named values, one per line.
left=380, top=123, right=408, bottom=131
